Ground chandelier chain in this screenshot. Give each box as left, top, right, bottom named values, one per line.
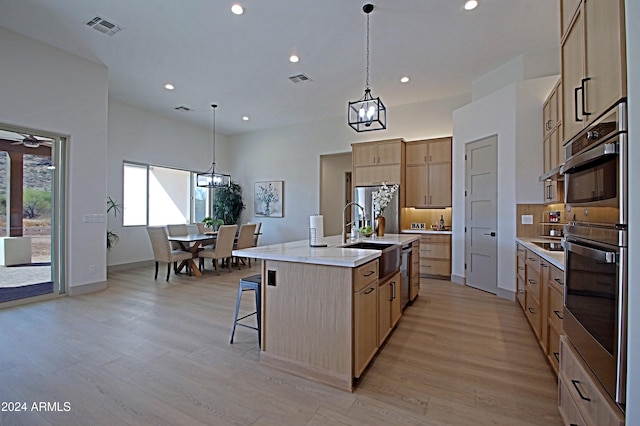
left=211, top=104, right=217, bottom=166
left=365, top=12, right=370, bottom=90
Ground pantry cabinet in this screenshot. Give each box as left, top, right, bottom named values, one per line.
left=352, top=139, right=403, bottom=186
left=405, top=138, right=451, bottom=208
left=561, top=0, right=626, bottom=144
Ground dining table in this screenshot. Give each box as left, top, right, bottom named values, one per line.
left=167, top=233, right=215, bottom=277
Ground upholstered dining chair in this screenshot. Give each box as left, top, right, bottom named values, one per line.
left=234, top=223, right=257, bottom=268
left=196, top=222, right=216, bottom=247
left=146, top=226, right=194, bottom=281
left=198, top=224, right=237, bottom=275
left=247, top=221, right=262, bottom=248
left=166, top=224, right=189, bottom=250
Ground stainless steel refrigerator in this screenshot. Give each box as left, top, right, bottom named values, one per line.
left=353, top=186, right=400, bottom=234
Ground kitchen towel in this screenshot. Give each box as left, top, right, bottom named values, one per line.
left=309, top=215, right=325, bottom=246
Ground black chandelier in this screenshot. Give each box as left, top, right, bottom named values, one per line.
left=348, top=3, right=386, bottom=132
left=197, top=104, right=231, bottom=188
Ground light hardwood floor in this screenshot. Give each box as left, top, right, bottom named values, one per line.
left=0, top=265, right=562, bottom=425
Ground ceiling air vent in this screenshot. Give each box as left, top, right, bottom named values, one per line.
left=289, top=73, right=313, bottom=84
left=174, top=105, right=193, bottom=112
left=86, top=16, right=124, bottom=36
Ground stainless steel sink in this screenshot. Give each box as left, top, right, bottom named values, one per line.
left=342, top=242, right=400, bottom=279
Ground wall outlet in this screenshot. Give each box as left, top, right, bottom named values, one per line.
left=521, top=214, right=534, bottom=225
left=267, top=270, right=276, bottom=286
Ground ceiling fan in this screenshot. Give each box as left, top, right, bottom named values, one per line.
left=11, top=134, right=53, bottom=148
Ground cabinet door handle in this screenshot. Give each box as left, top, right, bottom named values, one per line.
left=363, top=271, right=375, bottom=277
left=429, top=195, right=432, bottom=204
left=546, top=120, right=553, bottom=130
left=528, top=279, right=536, bottom=285
left=581, top=77, right=592, bottom=116
left=574, top=86, right=583, bottom=122
left=554, top=278, right=563, bottom=285
left=571, top=379, right=591, bottom=401
left=528, top=307, right=536, bottom=314
left=553, top=352, right=560, bottom=362
left=391, top=281, right=396, bottom=300
left=554, top=310, right=564, bottom=320
left=546, top=183, right=552, bottom=200
left=364, top=287, right=375, bottom=295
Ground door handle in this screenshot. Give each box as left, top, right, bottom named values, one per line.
left=581, top=77, right=591, bottom=116
left=483, top=232, right=496, bottom=237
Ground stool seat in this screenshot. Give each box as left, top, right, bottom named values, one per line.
left=230, top=274, right=262, bottom=347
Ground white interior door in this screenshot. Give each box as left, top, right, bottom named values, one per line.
left=465, top=136, right=497, bottom=294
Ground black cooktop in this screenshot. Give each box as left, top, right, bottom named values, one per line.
left=533, top=242, right=564, bottom=252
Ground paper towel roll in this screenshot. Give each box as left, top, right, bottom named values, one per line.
left=309, top=215, right=324, bottom=246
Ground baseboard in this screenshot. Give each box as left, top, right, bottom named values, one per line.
left=450, top=274, right=465, bottom=285
left=107, top=260, right=154, bottom=273
left=67, top=280, right=107, bottom=296
left=496, top=287, right=516, bottom=301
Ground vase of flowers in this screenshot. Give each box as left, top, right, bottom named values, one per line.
left=372, top=182, right=399, bottom=237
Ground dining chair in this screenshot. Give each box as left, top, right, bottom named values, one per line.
left=247, top=221, right=262, bottom=248
left=196, top=222, right=216, bottom=247
left=146, top=226, right=194, bottom=281
left=234, top=223, right=257, bottom=268
left=167, top=224, right=189, bottom=250
left=198, top=224, right=237, bottom=275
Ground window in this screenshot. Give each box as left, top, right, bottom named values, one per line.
left=122, top=162, right=209, bottom=226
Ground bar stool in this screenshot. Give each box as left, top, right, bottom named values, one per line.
left=230, top=274, right=261, bottom=347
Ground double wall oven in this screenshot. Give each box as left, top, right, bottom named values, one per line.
left=560, top=100, right=627, bottom=407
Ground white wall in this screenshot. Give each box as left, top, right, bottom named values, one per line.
left=226, top=94, right=469, bottom=246
left=106, top=100, right=229, bottom=266
left=451, top=76, right=558, bottom=295
left=624, top=0, right=638, bottom=422
left=0, top=28, right=109, bottom=292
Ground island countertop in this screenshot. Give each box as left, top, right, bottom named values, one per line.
left=233, top=233, right=419, bottom=268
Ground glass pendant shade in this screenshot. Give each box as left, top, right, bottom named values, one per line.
left=197, top=104, right=231, bottom=188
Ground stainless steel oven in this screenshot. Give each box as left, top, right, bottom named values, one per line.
left=562, top=224, right=627, bottom=406
left=560, top=99, right=628, bottom=408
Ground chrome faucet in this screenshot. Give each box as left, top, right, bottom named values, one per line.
left=342, top=202, right=366, bottom=243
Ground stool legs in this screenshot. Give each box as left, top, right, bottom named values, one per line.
left=230, top=276, right=261, bottom=348
left=255, top=285, right=261, bottom=348
left=230, top=283, right=244, bottom=344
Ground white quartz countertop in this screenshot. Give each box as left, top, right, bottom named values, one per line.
left=516, top=237, right=565, bottom=270
left=233, top=234, right=419, bottom=268
left=402, top=229, right=452, bottom=235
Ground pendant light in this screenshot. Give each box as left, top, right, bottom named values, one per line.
left=348, top=3, right=386, bottom=132
left=197, top=104, right=231, bottom=187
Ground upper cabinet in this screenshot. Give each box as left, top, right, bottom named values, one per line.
left=352, top=139, right=403, bottom=186
left=405, top=138, right=452, bottom=208
left=543, top=79, right=563, bottom=175
left=561, top=0, right=626, bottom=144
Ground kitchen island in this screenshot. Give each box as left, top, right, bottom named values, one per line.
left=232, top=234, right=418, bottom=391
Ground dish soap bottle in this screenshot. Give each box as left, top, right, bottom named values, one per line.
left=439, top=215, right=445, bottom=230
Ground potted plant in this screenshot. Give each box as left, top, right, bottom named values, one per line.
left=106, top=196, right=122, bottom=250
left=202, top=216, right=224, bottom=231
left=211, top=181, right=245, bottom=225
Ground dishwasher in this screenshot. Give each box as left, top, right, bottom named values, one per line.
left=400, top=243, right=412, bottom=308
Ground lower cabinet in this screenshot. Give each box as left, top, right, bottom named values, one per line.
left=559, top=336, right=624, bottom=426
left=420, top=234, right=451, bottom=278
left=409, top=240, right=420, bottom=301
left=353, top=281, right=378, bottom=378
left=378, top=271, right=402, bottom=345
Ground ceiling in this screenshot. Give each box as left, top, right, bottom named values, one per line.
left=0, top=0, right=559, bottom=135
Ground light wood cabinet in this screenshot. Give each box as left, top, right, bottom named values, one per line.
left=559, top=336, right=624, bottom=426
left=542, top=79, right=563, bottom=174
left=409, top=240, right=420, bottom=301
left=353, top=281, right=378, bottom=378
left=419, top=234, right=451, bottom=278
left=405, top=138, right=452, bottom=208
left=561, top=0, right=626, bottom=144
left=352, top=139, right=403, bottom=186
left=378, top=271, right=401, bottom=345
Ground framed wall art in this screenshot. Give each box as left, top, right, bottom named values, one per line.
left=254, top=180, right=283, bottom=217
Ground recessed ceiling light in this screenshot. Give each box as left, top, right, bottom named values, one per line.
left=242, top=116, right=249, bottom=121
left=400, top=76, right=410, bottom=83
left=231, top=4, right=244, bottom=15
left=289, top=55, right=300, bottom=63
left=464, top=0, right=478, bottom=10
left=164, top=83, right=175, bottom=90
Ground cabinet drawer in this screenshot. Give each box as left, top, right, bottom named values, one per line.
left=559, top=377, right=588, bottom=426
left=525, top=269, right=541, bottom=303
left=560, top=337, right=624, bottom=426
left=420, top=260, right=450, bottom=276
left=353, top=260, right=379, bottom=292
left=420, top=234, right=450, bottom=244
left=548, top=285, right=564, bottom=331
left=549, top=264, right=564, bottom=288
left=548, top=325, right=561, bottom=375
left=525, top=250, right=541, bottom=273
left=517, top=243, right=526, bottom=258
left=516, top=256, right=525, bottom=280
left=525, top=293, right=541, bottom=339
left=420, top=243, right=450, bottom=260
left=516, top=276, right=525, bottom=308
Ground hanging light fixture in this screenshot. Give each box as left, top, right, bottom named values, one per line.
left=348, top=3, right=386, bottom=132
left=197, top=104, right=231, bottom=187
